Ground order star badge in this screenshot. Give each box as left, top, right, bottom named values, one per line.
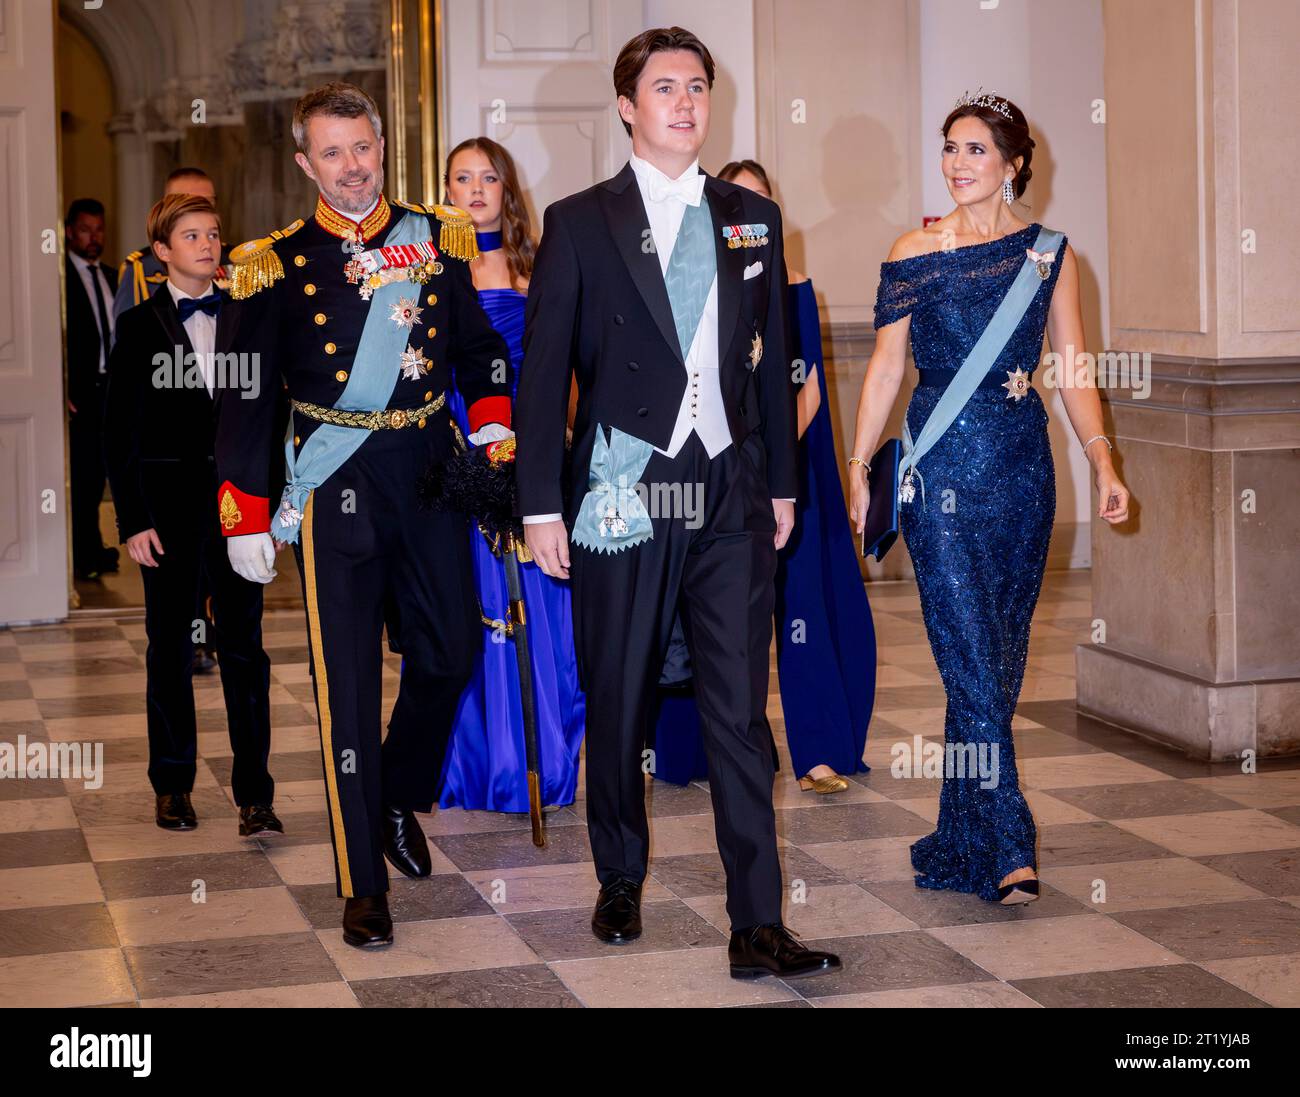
left=390, top=296, right=424, bottom=330
left=399, top=344, right=429, bottom=381
left=1002, top=366, right=1031, bottom=401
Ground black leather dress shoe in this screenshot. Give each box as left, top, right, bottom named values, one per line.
left=155, top=792, right=197, bottom=830
left=342, top=894, right=393, bottom=948
left=728, top=923, right=842, bottom=980
left=381, top=803, right=432, bottom=878
left=238, top=804, right=284, bottom=838
left=591, top=879, right=643, bottom=944
left=192, top=645, right=217, bottom=674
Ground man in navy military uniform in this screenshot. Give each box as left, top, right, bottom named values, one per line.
left=215, top=82, right=512, bottom=948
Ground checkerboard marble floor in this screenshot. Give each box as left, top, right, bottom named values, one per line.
left=2, top=568, right=1298, bottom=1008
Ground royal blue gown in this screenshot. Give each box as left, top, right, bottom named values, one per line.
left=650, top=279, right=876, bottom=784
left=440, top=286, right=586, bottom=811
left=873, top=223, right=1065, bottom=901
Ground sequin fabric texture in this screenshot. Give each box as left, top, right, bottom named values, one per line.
left=874, top=223, right=1068, bottom=900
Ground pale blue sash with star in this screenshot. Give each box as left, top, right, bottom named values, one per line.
left=571, top=196, right=717, bottom=554
left=271, top=210, right=431, bottom=543
left=899, top=226, right=1064, bottom=508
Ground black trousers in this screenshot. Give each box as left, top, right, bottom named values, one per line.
left=141, top=508, right=273, bottom=805
left=570, top=429, right=783, bottom=931
left=69, top=385, right=107, bottom=572
left=294, top=415, right=479, bottom=899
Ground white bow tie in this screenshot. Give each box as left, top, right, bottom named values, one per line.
left=644, top=170, right=705, bottom=206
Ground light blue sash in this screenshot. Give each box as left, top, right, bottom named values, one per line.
left=899, top=226, right=1063, bottom=507
left=570, top=424, right=655, bottom=554
left=663, top=195, right=715, bottom=360
left=271, top=210, right=431, bottom=543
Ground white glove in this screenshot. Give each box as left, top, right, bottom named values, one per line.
left=227, top=532, right=277, bottom=584
left=468, top=422, right=514, bottom=446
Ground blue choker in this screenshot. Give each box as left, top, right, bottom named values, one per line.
left=476, top=230, right=503, bottom=252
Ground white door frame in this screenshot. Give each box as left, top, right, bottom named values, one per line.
left=0, top=0, right=71, bottom=625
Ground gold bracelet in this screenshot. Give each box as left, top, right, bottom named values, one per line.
left=848, top=456, right=871, bottom=474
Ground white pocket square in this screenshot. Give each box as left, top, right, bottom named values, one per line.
left=743, top=260, right=763, bottom=280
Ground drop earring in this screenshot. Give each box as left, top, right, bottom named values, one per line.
left=1003, top=178, right=1014, bottom=205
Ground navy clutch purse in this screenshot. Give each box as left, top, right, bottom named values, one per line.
left=860, top=437, right=902, bottom=561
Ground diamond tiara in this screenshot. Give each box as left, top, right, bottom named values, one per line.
left=953, top=87, right=1014, bottom=120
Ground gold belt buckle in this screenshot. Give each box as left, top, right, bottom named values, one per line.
left=388, top=409, right=409, bottom=430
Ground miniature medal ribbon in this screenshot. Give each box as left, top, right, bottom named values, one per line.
left=1026, top=247, right=1056, bottom=279
left=344, top=240, right=440, bottom=288
left=722, top=224, right=770, bottom=249
left=570, top=425, right=656, bottom=555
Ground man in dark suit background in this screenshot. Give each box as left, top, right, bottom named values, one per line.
left=515, top=27, right=840, bottom=980
left=65, top=198, right=118, bottom=579
left=103, top=193, right=279, bottom=836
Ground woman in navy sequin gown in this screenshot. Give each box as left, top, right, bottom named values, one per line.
left=651, top=160, right=875, bottom=794
left=439, top=138, right=585, bottom=812
left=848, top=95, right=1130, bottom=903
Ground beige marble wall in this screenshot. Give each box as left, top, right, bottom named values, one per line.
left=1080, top=0, right=1300, bottom=758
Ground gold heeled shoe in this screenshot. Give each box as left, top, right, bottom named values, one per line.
left=798, top=772, right=850, bottom=794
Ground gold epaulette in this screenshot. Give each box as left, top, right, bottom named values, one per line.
left=117, top=249, right=144, bottom=280
left=118, top=249, right=151, bottom=305
left=228, top=219, right=305, bottom=300
left=394, top=199, right=479, bottom=261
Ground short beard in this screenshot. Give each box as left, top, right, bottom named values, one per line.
left=324, top=166, right=384, bottom=215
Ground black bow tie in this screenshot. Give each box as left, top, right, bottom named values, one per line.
left=178, top=293, right=221, bottom=322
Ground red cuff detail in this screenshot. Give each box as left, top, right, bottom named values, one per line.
left=467, top=395, right=512, bottom=434
left=217, top=480, right=270, bottom=536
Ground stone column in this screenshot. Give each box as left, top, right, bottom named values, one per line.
left=1076, top=0, right=1300, bottom=759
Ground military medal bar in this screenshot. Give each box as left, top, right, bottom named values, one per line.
left=722, top=223, right=770, bottom=249
left=344, top=239, right=444, bottom=299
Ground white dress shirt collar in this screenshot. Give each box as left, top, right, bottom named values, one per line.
left=629, top=152, right=705, bottom=206
left=69, top=251, right=100, bottom=277
left=330, top=194, right=380, bottom=224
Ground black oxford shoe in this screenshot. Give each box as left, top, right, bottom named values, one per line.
left=342, top=894, right=393, bottom=948
left=155, top=792, right=197, bottom=830
left=591, top=879, right=643, bottom=944
left=728, top=923, right=842, bottom=980
left=238, top=804, right=284, bottom=838
left=381, top=803, right=432, bottom=878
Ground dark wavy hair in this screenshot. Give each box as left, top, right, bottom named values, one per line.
left=941, top=94, right=1035, bottom=200
left=613, top=26, right=716, bottom=138
left=444, top=136, right=536, bottom=284
left=718, top=159, right=772, bottom=195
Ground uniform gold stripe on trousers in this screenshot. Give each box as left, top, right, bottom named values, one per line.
left=301, top=492, right=355, bottom=897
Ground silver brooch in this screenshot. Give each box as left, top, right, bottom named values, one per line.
left=399, top=345, right=430, bottom=380
left=1002, top=367, right=1031, bottom=401
left=390, top=296, right=424, bottom=330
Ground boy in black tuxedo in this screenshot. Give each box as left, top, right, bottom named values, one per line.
left=103, top=195, right=280, bottom=837
left=515, top=27, right=839, bottom=980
